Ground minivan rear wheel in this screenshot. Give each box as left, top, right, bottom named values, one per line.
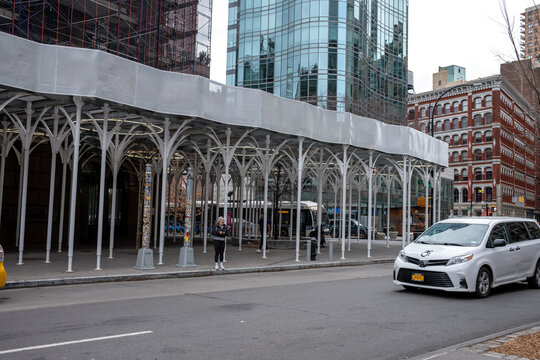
left=475, top=267, right=492, bottom=298
left=527, top=260, right=540, bottom=289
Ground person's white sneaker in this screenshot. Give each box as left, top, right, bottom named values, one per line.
left=256, top=249, right=261, bottom=253
left=214, top=264, right=219, bottom=270
left=220, top=262, right=225, bottom=270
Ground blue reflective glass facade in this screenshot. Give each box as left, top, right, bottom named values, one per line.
left=226, top=0, right=408, bottom=125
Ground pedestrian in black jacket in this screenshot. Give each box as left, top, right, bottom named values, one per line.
left=212, top=217, right=230, bottom=270
left=309, top=225, right=326, bottom=248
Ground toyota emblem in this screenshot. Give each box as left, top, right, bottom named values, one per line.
left=421, top=250, right=434, bottom=257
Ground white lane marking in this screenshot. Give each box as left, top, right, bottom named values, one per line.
left=0, top=331, right=153, bottom=355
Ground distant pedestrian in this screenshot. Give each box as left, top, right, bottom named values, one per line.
left=212, top=217, right=229, bottom=270
left=257, top=212, right=270, bottom=254
left=309, top=225, right=326, bottom=248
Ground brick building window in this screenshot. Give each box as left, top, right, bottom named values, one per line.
left=462, top=100, right=468, bottom=111
left=461, top=117, right=468, bottom=127
left=462, top=188, right=468, bottom=202
left=454, top=169, right=459, bottom=181
left=462, top=133, right=468, bottom=144
left=485, top=131, right=492, bottom=142
left=485, top=148, right=492, bottom=160
left=485, top=187, right=493, bottom=202
left=452, top=152, right=459, bottom=162
left=485, top=167, right=492, bottom=180
left=453, top=102, right=459, bottom=112
left=474, top=188, right=482, bottom=202
left=485, top=95, right=492, bottom=107
left=453, top=134, right=459, bottom=145
left=485, top=113, right=492, bottom=124
left=444, top=103, right=450, bottom=113
left=474, top=132, right=482, bottom=143
left=420, top=108, right=426, bottom=117
left=474, top=168, right=482, bottom=180
left=474, top=149, right=483, bottom=160
left=462, top=169, right=468, bottom=181
left=454, top=188, right=459, bottom=202
left=474, top=114, right=482, bottom=126
left=453, top=118, right=459, bottom=128
left=408, top=109, right=415, bottom=120
left=473, top=97, right=482, bottom=109
left=444, top=119, right=450, bottom=130
left=461, top=150, right=468, bottom=161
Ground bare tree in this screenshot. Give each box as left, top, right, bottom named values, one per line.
left=499, top=0, right=540, bottom=109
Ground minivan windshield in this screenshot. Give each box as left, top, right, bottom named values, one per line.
left=415, top=223, right=489, bottom=247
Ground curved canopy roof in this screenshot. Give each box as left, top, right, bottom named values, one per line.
left=0, top=32, right=447, bottom=167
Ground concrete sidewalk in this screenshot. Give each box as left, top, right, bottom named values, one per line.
left=3, top=237, right=402, bottom=288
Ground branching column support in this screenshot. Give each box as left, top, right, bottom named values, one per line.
left=356, top=176, right=366, bottom=242
left=60, top=97, right=84, bottom=272
left=407, top=160, right=414, bottom=244
left=381, top=171, right=394, bottom=248
left=148, top=118, right=191, bottom=265
left=432, top=165, right=438, bottom=224
left=9, top=102, right=49, bottom=265
left=107, top=126, right=137, bottom=260
left=0, top=121, right=17, bottom=234
left=208, top=127, right=252, bottom=260
left=252, top=135, right=286, bottom=259
left=305, top=149, right=328, bottom=253
left=389, top=156, right=408, bottom=249
left=417, top=165, right=431, bottom=231
left=88, top=104, right=118, bottom=269
left=152, top=157, right=162, bottom=250
left=191, top=140, right=218, bottom=253
left=366, top=151, right=373, bottom=258
left=41, top=108, right=71, bottom=263
left=57, top=139, right=74, bottom=252
left=233, top=149, right=254, bottom=251
left=355, top=151, right=379, bottom=257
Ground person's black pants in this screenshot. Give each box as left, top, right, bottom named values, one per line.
left=259, top=233, right=264, bottom=250
left=214, top=239, right=225, bottom=262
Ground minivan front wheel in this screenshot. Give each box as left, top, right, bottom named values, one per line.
left=475, top=267, right=492, bottom=298
left=527, top=260, right=540, bottom=289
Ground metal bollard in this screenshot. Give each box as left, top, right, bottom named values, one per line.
left=328, top=240, right=333, bottom=261
left=306, top=240, right=311, bottom=262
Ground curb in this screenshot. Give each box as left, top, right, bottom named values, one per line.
left=3, top=258, right=395, bottom=289
left=408, top=320, right=540, bottom=360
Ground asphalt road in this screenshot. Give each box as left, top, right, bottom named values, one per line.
left=1, top=264, right=539, bottom=360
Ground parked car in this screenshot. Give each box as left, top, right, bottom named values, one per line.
left=0, top=243, right=6, bottom=289
left=328, top=219, right=368, bottom=238
left=393, top=217, right=540, bottom=298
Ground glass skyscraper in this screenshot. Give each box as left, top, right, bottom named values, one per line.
left=226, top=0, right=408, bottom=124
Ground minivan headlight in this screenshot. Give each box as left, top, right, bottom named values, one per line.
left=398, top=250, right=407, bottom=262
left=446, top=254, right=473, bottom=266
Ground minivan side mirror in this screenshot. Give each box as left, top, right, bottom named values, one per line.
left=493, top=239, right=506, bottom=247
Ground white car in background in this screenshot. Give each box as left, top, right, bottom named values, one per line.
left=393, top=218, right=540, bottom=298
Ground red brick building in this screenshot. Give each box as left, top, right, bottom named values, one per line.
left=408, top=76, right=539, bottom=219
left=501, top=60, right=540, bottom=220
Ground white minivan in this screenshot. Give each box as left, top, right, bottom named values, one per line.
left=393, top=217, right=540, bottom=298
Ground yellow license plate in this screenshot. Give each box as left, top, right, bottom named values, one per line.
left=411, top=273, right=424, bottom=282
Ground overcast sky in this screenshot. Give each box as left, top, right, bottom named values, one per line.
left=210, top=0, right=535, bottom=93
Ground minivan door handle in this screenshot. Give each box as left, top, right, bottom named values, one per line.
left=515, top=246, right=521, bottom=251
left=509, top=248, right=515, bottom=252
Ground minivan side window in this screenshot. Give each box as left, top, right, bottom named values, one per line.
left=524, top=221, right=540, bottom=239
left=488, top=224, right=508, bottom=247
left=506, top=222, right=531, bottom=243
